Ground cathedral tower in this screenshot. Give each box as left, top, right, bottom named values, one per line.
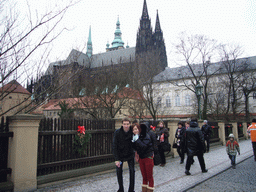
left=135, top=0, right=168, bottom=78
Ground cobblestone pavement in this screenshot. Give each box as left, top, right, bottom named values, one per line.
left=186, top=156, right=256, bottom=192
left=35, top=140, right=253, bottom=192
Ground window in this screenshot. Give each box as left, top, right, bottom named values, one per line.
left=166, top=96, right=171, bottom=107
left=253, top=92, right=256, bottom=99
left=175, top=94, right=180, bottom=106
left=157, top=97, right=162, bottom=108
left=185, top=94, right=191, bottom=106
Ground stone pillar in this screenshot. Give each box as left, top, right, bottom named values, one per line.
left=7, top=114, right=42, bottom=192
left=218, top=122, right=226, bottom=145
left=243, top=122, right=249, bottom=140
left=231, top=122, right=239, bottom=141
left=168, top=121, right=179, bottom=157
left=198, top=120, right=203, bottom=129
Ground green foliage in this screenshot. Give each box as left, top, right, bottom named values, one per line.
left=73, top=132, right=91, bottom=156
left=58, top=100, right=74, bottom=118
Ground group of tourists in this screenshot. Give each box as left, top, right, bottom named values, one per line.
left=112, top=117, right=256, bottom=192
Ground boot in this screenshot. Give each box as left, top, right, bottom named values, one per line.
left=147, top=186, right=154, bottom=192
left=142, top=184, right=148, bottom=192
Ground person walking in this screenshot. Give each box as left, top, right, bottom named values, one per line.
left=247, top=119, right=256, bottom=161
left=155, top=121, right=169, bottom=166
left=185, top=118, right=208, bottom=175
left=132, top=123, right=155, bottom=192
left=201, top=120, right=212, bottom=152
left=226, top=133, right=240, bottom=169
left=112, top=118, right=135, bottom=192
left=175, top=122, right=186, bottom=164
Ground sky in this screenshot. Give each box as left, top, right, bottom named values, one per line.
left=17, top=0, right=256, bottom=69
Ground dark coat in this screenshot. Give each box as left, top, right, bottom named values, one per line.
left=175, top=126, right=186, bottom=147
left=112, top=126, right=134, bottom=161
left=201, top=124, right=212, bottom=138
left=185, top=121, right=206, bottom=156
left=143, top=122, right=158, bottom=153
left=156, top=127, right=169, bottom=145
left=132, top=124, right=153, bottom=159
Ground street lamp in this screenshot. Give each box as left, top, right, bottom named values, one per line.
left=195, top=82, right=203, bottom=120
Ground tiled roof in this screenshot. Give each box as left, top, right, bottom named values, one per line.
left=153, top=56, right=256, bottom=83
left=46, top=47, right=135, bottom=75
left=0, top=80, right=31, bottom=95
left=42, top=87, right=143, bottom=111
left=91, top=47, right=135, bottom=68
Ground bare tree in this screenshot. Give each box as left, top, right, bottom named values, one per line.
left=73, top=60, right=135, bottom=119
left=218, top=44, right=246, bottom=120
left=236, top=59, right=256, bottom=121
left=134, top=49, right=165, bottom=120
left=0, top=0, right=77, bottom=116
left=173, top=32, right=219, bottom=119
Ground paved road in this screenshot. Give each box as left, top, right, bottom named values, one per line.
left=35, top=139, right=254, bottom=192
left=186, top=156, right=256, bottom=192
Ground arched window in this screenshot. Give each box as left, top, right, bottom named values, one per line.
left=166, top=96, right=171, bottom=107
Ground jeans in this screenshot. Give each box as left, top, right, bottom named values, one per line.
left=229, top=154, right=236, bottom=165
left=116, top=158, right=135, bottom=192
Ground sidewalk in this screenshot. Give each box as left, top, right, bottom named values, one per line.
left=35, top=139, right=253, bottom=192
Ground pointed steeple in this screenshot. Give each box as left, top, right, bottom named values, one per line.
left=111, top=16, right=124, bottom=50
left=86, top=26, right=92, bottom=58
left=142, top=0, right=149, bottom=20
left=155, top=10, right=162, bottom=33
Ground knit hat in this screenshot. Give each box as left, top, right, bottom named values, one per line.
left=228, top=133, right=235, bottom=138
left=203, top=120, right=208, bottom=123
left=252, top=119, right=256, bottom=123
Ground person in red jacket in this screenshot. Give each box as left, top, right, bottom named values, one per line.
left=247, top=119, right=256, bottom=161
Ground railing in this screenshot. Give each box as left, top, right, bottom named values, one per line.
left=0, top=116, right=13, bottom=183
left=225, top=124, right=233, bottom=140
left=237, top=122, right=244, bottom=138
left=37, top=118, right=115, bottom=176
left=208, top=122, right=220, bottom=143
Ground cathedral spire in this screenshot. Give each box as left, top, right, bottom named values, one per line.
left=155, top=10, right=162, bottom=33
left=86, top=26, right=92, bottom=58
left=110, top=16, right=124, bottom=50
left=142, top=0, right=149, bottom=20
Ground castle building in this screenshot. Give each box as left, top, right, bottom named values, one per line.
left=35, top=0, right=168, bottom=99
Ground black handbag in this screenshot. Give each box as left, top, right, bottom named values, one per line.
left=161, top=141, right=171, bottom=152
left=172, top=138, right=177, bottom=148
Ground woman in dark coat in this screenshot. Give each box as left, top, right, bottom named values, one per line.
left=132, top=123, right=154, bottom=192
left=175, top=121, right=186, bottom=164
left=155, top=121, right=169, bottom=166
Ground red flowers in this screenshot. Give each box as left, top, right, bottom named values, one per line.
left=78, top=126, right=85, bottom=134
left=150, top=125, right=156, bottom=131
left=211, top=126, right=215, bottom=129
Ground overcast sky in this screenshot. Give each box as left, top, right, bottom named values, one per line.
left=18, top=0, right=256, bottom=69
